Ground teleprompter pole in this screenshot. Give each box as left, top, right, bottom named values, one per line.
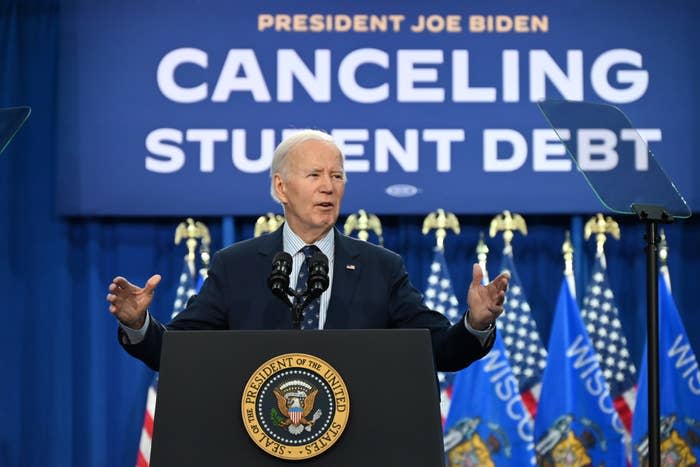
left=633, top=204, right=673, bottom=467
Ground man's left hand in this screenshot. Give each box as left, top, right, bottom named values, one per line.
left=466, top=263, right=510, bottom=330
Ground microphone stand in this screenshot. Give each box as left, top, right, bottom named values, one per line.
left=287, top=287, right=320, bottom=330
left=268, top=251, right=329, bottom=330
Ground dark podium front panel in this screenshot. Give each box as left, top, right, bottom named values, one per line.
left=151, top=329, right=444, bottom=466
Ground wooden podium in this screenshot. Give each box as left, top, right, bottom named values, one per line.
left=151, top=329, right=444, bottom=466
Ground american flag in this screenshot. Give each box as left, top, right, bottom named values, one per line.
left=423, top=247, right=462, bottom=423
left=136, top=258, right=198, bottom=467
left=580, top=252, right=637, bottom=432
left=497, top=247, right=548, bottom=418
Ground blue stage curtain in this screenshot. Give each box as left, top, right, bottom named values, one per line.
left=2, top=2, right=699, bottom=466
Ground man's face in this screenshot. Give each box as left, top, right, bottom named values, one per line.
left=274, top=139, right=346, bottom=242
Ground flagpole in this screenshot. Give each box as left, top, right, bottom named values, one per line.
left=634, top=204, right=673, bottom=467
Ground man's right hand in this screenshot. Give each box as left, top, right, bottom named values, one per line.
left=107, top=274, right=161, bottom=329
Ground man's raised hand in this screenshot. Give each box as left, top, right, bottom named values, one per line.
left=106, top=274, right=161, bottom=329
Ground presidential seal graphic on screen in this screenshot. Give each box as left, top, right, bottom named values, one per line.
left=241, top=353, right=350, bottom=460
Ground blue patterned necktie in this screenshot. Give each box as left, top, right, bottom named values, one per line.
left=296, top=245, right=321, bottom=330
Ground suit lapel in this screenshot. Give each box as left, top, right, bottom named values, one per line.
left=256, top=228, right=293, bottom=328
left=256, top=226, right=284, bottom=257
left=326, top=230, right=361, bottom=328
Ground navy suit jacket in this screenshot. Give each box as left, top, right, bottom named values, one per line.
left=120, top=228, right=494, bottom=371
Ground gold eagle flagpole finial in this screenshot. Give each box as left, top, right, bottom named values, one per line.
left=583, top=213, right=620, bottom=257
left=422, top=208, right=460, bottom=251
left=562, top=230, right=576, bottom=297
left=344, top=209, right=384, bottom=245
left=174, top=218, right=210, bottom=276
left=476, top=232, right=490, bottom=283
left=488, top=210, right=527, bottom=253
left=562, top=230, right=574, bottom=279
left=254, top=213, right=285, bottom=238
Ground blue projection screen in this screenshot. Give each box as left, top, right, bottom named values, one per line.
left=56, top=0, right=698, bottom=216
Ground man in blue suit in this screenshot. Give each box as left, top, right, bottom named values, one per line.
left=107, top=130, right=509, bottom=372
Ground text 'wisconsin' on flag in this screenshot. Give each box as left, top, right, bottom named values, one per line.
left=631, top=277, right=700, bottom=466
left=535, top=279, right=626, bottom=466
left=444, top=330, right=535, bottom=466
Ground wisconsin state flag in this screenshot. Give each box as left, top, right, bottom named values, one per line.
left=631, top=278, right=700, bottom=466
left=535, top=279, right=626, bottom=466
left=444, top=332, right=535, bottom=466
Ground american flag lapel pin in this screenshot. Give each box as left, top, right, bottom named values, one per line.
left=346, top=264, right=356, bottom=270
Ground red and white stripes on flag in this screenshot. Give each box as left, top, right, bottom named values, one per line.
left=136, top=381, right=158, bottom=467
left=497, top=247, right=548, bottom=418
left=422, top=248, right=461, bottom=423
left=580, top=252, right=637, bottom=432
left=136, top=258, right=198, bottom=467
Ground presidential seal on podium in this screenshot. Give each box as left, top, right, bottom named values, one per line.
left=241, top=353, right=350, bottom=460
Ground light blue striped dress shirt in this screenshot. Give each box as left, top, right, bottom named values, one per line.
left=282, top=222, right=335, bottom=330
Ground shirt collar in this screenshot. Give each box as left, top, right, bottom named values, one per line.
left=283, top=223, right=335, bottom=260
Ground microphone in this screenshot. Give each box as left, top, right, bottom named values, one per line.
left=267, top=251, right=292, bottom=306
left=306, top=251, right=330, bottom=298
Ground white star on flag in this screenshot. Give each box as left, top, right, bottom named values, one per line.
left=581, top=252, right=637, bottom=432
left=496, top=248, right=547, bottom=417
left=423, top=247, right=461, bottom=421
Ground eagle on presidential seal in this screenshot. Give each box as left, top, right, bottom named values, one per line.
left=271, top=380, right=322, bottom=435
